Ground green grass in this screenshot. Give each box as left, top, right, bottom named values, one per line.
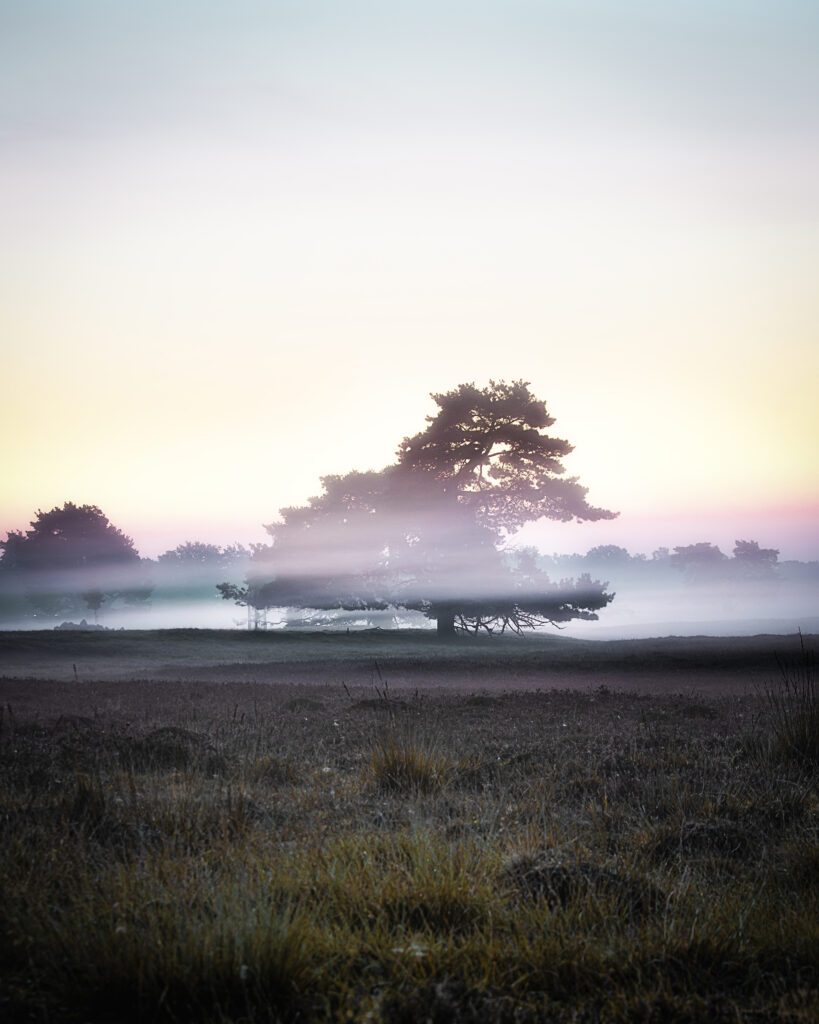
left=0, top=675, right=816, bottom=1022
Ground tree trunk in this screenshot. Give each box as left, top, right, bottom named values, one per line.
left=436, top=609, right=456, bottom=638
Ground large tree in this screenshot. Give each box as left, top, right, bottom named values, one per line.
left=0, top=502, right=151, bottom=621
left=397, top=380, right=613, bottom=532
left=222, top=381, right=615, bottom=635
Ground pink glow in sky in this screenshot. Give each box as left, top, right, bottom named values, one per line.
left=1, top=2, right=817, bottom=563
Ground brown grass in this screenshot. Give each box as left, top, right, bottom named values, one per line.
left=0, top=673, right=816, bottom=1022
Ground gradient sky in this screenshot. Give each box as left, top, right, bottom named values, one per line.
left=2, top=1, right=818, bottom=559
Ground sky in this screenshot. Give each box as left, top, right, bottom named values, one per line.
left=1, top=0, right=818, bottom=561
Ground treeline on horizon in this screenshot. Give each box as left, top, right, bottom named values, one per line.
left=0, top=501, right=816, bottom=628
left=5, top=382, right=817, bottom=633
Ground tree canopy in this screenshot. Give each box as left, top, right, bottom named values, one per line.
left=157, top=542, right=249, bottom=568
left=0, top=502, right=150, bottom=620
left=732, top=539, right=779, bottom=581
left=1, top=503, right=140, bottom=572
left=223, top=380, right=615, bottom=635
left=668, top=539, right=781, bottom=586
left=397, top=380, right=615, bottom=533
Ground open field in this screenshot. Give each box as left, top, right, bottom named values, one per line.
left=1, top=628, right=815, bottom=693
left=0, top=631, right=817, bottom=1022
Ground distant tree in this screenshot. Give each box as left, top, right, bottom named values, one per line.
left=0, top=503, right=140, bottom=572
left=584, top=545, right=633, bottom=565
left=158, top=541, right=249, bottom=568
left=670, top=540, right=783, bottom=588
left=669, top=543, right=728, bottom=585
left=215, top=581, right=273, bottom=630
left=152, top=542, right=252, bottom=619
left=158, top=541, right=224, bottom=565
left=0, top=503, right=150, bottom=620
left=778, top=559, right=819, bottom=583
left=732, top=539, right=779, bottom=581
left=221, top=543, right=251, bottom=565
left=81, top=589, right=105, bottom=624
left=222, top=381, right=615, bottom=635
left=215, top=582, right=249, bottom=605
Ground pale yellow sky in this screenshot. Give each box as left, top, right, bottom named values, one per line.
left=2, top=2, right=818, bottom=559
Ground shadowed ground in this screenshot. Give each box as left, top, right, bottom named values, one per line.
left=0, top=628, right=811, bottom=693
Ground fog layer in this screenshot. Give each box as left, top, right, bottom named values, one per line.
left=0, top=540, right=816, bottom=638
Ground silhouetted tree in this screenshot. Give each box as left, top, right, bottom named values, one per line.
left=222, top=381, right=615, bottom=635
left=0, top=503, right=151, bottom=620
left=669, top=542, right=728, bottom=584
left=151, top=542, right=253, bottom=618
left=397, top=380, right=615, bottom=532
left=447, top=546, right=613, bottom=634
left=584, top=545, right=633, bottom=565
left=81, top=589, right=105, bottom=623
left=215, top=580, right=276, bottom=630
left=158, top=542, right=250, bottom=567
left=732, top=539, right=779, bottom=581
left=158, top=542, right=223, bottom=565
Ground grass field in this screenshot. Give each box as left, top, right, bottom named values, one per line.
left=0, top=630, right=817, bottom=1022
left=0, top=628, right=812, bottom=692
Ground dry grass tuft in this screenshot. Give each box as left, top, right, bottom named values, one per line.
left=765, top=637, right=819, bottom=767
left=366, top=725, right=452, bottom=794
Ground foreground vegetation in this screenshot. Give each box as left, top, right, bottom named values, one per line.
left=0, top=661, right=817, bottom=1022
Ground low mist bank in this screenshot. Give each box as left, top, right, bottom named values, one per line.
left=1, top=579, right=816, bottom=641
left=1, top=539, right=816, bottom=640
